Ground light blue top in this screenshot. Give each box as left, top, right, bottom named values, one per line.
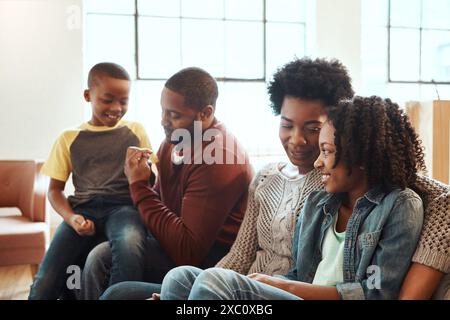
left=312, top=213, right=345, bottom=286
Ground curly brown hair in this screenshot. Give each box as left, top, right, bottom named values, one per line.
left=326, top=96, right=426, bottom=190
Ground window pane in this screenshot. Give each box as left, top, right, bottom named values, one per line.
left=225, top=0, right=263, bottom=21
left=85, top=15, right=135, bottom=79
left=361, top=25, right=389, bottom=83
left=266, top=0, right=306, bottom=22
left=389, top=28, right=420, bottom=81
left=389, top=0, right=421, bottom=28
left=181, top=0, right=224, bottom=19
left=421, top=30, right=450, bottom=82
left=422, top=0, right=450, bottom=29
left=361, top=0, right=389, bottom=27
left=225, top=21, right=263, bottom=78
left=266, top=22, right=305, bottom=78
left=138, top=17, right=181, bottom=79
left=215, top=82, right=283, bottom=156
left=84, top=0, right=135, bottom=14
left=181, top=19, right=225, bottom=77
left=134, top=80, right=166, bottom=150
left=137, top=0, right=180, bottom=17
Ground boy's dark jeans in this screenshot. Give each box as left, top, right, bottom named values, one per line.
left=28, top=196, right=147, bottom=300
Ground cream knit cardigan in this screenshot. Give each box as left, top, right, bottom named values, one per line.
left=216, top=163, right=323, bottom=275
left=412, top=175, right=450, bottom=273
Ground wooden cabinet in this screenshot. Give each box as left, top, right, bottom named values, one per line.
left=405, top=100, right=450, bottom=184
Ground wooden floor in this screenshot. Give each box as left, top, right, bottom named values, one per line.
left=0, top=264, right=33, bottom=300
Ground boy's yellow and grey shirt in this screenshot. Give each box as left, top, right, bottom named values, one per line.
left=41, top=120, right=158, bottom=207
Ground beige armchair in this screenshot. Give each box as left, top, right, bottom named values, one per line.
left=0, top=160, right=49, bottom=276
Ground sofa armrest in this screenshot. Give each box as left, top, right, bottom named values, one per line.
left=32, top=161, right=48, bottom=222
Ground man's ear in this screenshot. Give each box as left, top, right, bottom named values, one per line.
left=84, top=89, right=91, bottom=102
left=199, top=105, right=214, bottom=120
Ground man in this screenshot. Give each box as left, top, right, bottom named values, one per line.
left=80, top=67, right=254, bottom=299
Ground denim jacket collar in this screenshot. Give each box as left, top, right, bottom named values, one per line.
left=316, top=185, right=388, bottom=212
left=363, top=186, right=388, bottom=205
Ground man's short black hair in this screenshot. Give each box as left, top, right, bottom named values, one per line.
left=165, top=67, right=218, bottom=111
left=87, top=62, right=130, bottom=89
left=267, top=57, right=354, bottom=115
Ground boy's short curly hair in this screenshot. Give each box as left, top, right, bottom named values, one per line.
left=267, top=57, right=354, bottom=115
left=88, top=62, right=130, bottom=89
left=327, top=96, right=426, bottom=190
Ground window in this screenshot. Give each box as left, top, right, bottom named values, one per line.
left=84, top=0, right=308, bottom=169
left=388, top=0, right=450, bottom=83
left=85, top=0, right=307, bottom=81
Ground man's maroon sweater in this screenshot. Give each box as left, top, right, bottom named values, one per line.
left=130, top=121, right=254, bottom=266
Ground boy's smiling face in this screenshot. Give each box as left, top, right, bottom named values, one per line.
left=84, top=76, right=130, bottom=127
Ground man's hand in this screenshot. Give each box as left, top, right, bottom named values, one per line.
left=67, top=214, right=95, bottom=236
left=148, top=293, right=160, bottom=300
left=125, top=146, right=153, bottom=185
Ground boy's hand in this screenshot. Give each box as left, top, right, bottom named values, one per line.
left=68, top=214, right=96, bottom=236
left=125, top=146, right=153, bottom=184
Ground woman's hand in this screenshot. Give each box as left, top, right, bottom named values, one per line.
left=148, top=293, right=160, bottom=300
left=247, top=273, right=340, bottom=300
left=247, top=273, right=287, bottom=289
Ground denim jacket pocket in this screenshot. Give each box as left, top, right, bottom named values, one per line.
left=357, top=230, right=382, bottom=249
left=354, top=230, right=382, bottom=282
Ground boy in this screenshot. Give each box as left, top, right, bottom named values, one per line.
left=28, top=62, right=157, bottom=299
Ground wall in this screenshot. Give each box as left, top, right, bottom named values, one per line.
left=0, top=0, right=84, bottom=161
left=313, top=0, right=362, bottom=92
left=0, top=0, right=84, bottom=226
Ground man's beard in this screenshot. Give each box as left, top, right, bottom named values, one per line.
left=165, top=121, right=196, bottom=145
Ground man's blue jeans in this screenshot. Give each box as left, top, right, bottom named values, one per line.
left=160, top=266, right=302, bottom=300
left=28, top=197, right=147, bottom=300
left=83, top=237, right=229, bottom=300
left=100, top=281, right=162, bottom=300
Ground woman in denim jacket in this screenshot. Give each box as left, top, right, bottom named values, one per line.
left=160, top=96, right=425, bottom=300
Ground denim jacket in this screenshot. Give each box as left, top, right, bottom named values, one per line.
left=281, top=186, right=424, bottom=299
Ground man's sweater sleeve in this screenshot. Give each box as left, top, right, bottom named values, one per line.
left=129, top=163, right=249, bottom=266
